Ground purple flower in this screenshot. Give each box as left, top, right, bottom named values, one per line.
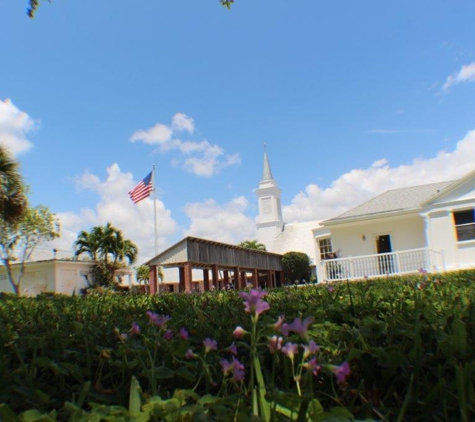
left=163, top=329, right=174, bottom=341
left=302, top=340, right=320, bottom=359
left=146, top=311, right=171, bottom=329
left=228, top=342, right=238, bottom=356
left=185, top=349, right=197, bottom=359
left=203, top=337, right=218, bottom=353
left=239, top=289, right=270, bottom=317
left=268, top=335, right=283, bottom=354
left=303, top=357, right=321, bottom=376
left=281, top=342, right=299, bottom=360
left=233, top=326, right=247, bottom=338
left=130, top=321, right=141, bottom=336
left=327, top=286, right=335, bottom=293
left=330, top=361, right=351, bottom=384
left=281, top=316, right=314, bottom=340
left=220, top=357, right=246, bottom=382
left=232, top=358, right=245, bottom=382
left=179, top=327, right=189, bottom=340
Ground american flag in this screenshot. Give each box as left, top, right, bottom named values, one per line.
left=128, top=171, right=153, bottom=204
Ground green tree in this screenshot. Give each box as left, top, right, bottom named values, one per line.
left=0, top=205, right=60, bottom=295
left=74, top=222, right=139, bottom=288
left=0, top=146, right=27, bottom=225
left=73, top=226, right=103, bottom=261
left=238, top=239, right=267, bottom=251
left=281, top=251, right=311, bottom=284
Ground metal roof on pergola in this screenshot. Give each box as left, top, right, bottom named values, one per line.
left=145, top=236, right=283, bottom=271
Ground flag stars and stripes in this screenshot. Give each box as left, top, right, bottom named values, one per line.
left=128, top=171, right=153, bottom=204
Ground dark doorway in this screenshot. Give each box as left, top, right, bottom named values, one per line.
left=376, top=235, right=394, bottom=275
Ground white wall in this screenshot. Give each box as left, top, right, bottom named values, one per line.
left=0, top=260, right=93, bottom=296
left=329, top=214, right=426, bottom=258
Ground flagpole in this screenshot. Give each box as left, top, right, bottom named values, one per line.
left=152, top=165, right=158, bottom=257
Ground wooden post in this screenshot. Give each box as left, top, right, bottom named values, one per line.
left=252, top=268, right=258, bottom=288
left=183, top=262, right=193, bottom=293
left=203, top=269, right=210, bottom=291
left=149, top=265, right=158, bottom=294
left=211, top=264, right=219, bottom=290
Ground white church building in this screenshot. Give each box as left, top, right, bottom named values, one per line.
left=255, top=151, right=475, bottom=282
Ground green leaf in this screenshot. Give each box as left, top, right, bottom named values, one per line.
left=155, top=366, right=175, bottom=379
left=306, top=399, right=324, bottom=421
left=0, top=404, right=21, bottom=422
left=129, top=376, right=142, bottom=414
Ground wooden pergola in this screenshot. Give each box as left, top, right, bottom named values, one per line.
left=145, top=236, right=285, bottom=293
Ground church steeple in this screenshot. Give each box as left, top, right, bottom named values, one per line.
left=262, top=145, right=274, bottom=181
left=255, top=146, right=284, bottom=249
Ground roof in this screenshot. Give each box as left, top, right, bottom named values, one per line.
left=145, top=236, right=283, bottom=271
left=269, top=220, right=321, bottom=260
left=323, top=180, right=455, bottom=225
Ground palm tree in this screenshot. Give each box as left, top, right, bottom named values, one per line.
left=74, top=227, right=103, bottom=260
left=0, top=146, right=27, bottom=224
left=238, top=239, right=267, bottom=251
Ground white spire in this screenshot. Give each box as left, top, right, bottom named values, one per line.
left=262, top=146, right=274, bottom=181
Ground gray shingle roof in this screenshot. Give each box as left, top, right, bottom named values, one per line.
left=324, top=180, right=455, bottom=224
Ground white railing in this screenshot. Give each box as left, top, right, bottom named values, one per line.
left=321, top=248, right=444, bottom=282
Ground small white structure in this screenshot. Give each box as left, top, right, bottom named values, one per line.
left=256, top=150, right=475, bottom=282
left=0, top=259, right=136, bottom=296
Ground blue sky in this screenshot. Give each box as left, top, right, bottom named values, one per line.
left=1, top=0, right=475, bottom=264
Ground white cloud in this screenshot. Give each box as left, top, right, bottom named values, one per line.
left=35, top=164, right=179, bottom=265
left=183, top=196, right=256, bottom=244
left=443, top=62, right=475, bottom=91
left=283, top=130, right=475, bottom=222
left=0, top=98, right=36, bottom=156
left=172, top=112, right=195, bottom=133
left=130, top=122, right=172, bottom=145
left=130, top=113, right=240, bottom=177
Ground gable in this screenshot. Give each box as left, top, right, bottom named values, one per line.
left=426, top=174, right=475, bottom=206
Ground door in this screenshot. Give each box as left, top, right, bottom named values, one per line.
left=376, top=235, right=394, bottom=275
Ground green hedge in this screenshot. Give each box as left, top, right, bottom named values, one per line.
left=0, top=270, right=474, bottom=421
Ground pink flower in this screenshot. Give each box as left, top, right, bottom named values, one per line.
left=330, top=361, right=351, bottom=384
left=281, top=316, right=314, bottom=340
left=233, top=326, right=247, bottom=338
left=179, top=327, right=189, bottom=340
left=303, top=357, right=321, bottom=376
left=163, top=329, right=174, bottom=341
left=273, top=315, right=285, bottom=331
left=185, top=349, right=197, bottom=359
left=203, top=337, right=218, bottom=353
left=327, top=286, right=335, bottom=293
left=130, top=321, right=141, bottom=336
left=268, top=335, right=283, bottom=354
left=239, top=289, right=270, bottom=317
left=302, top=340, right=320, bottom=359
left=281, top=342, right=299, bottom=360
left=146, top=311, right=171, bottom=329
left=228, top=342, right=238, bottom=356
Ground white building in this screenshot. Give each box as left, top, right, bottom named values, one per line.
left=256, top=152, right=475, bottom=282
left=0, top=259, right=135, bottom=296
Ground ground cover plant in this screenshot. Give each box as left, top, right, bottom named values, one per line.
left=0, top=270, right=474, bottom=421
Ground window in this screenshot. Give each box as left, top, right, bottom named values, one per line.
left=319, top=238, right=334, bottom=260
left=453, top=209, right=475, bottom=241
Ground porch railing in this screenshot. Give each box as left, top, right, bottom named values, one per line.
left=321, top=248, right=444, bottom=282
